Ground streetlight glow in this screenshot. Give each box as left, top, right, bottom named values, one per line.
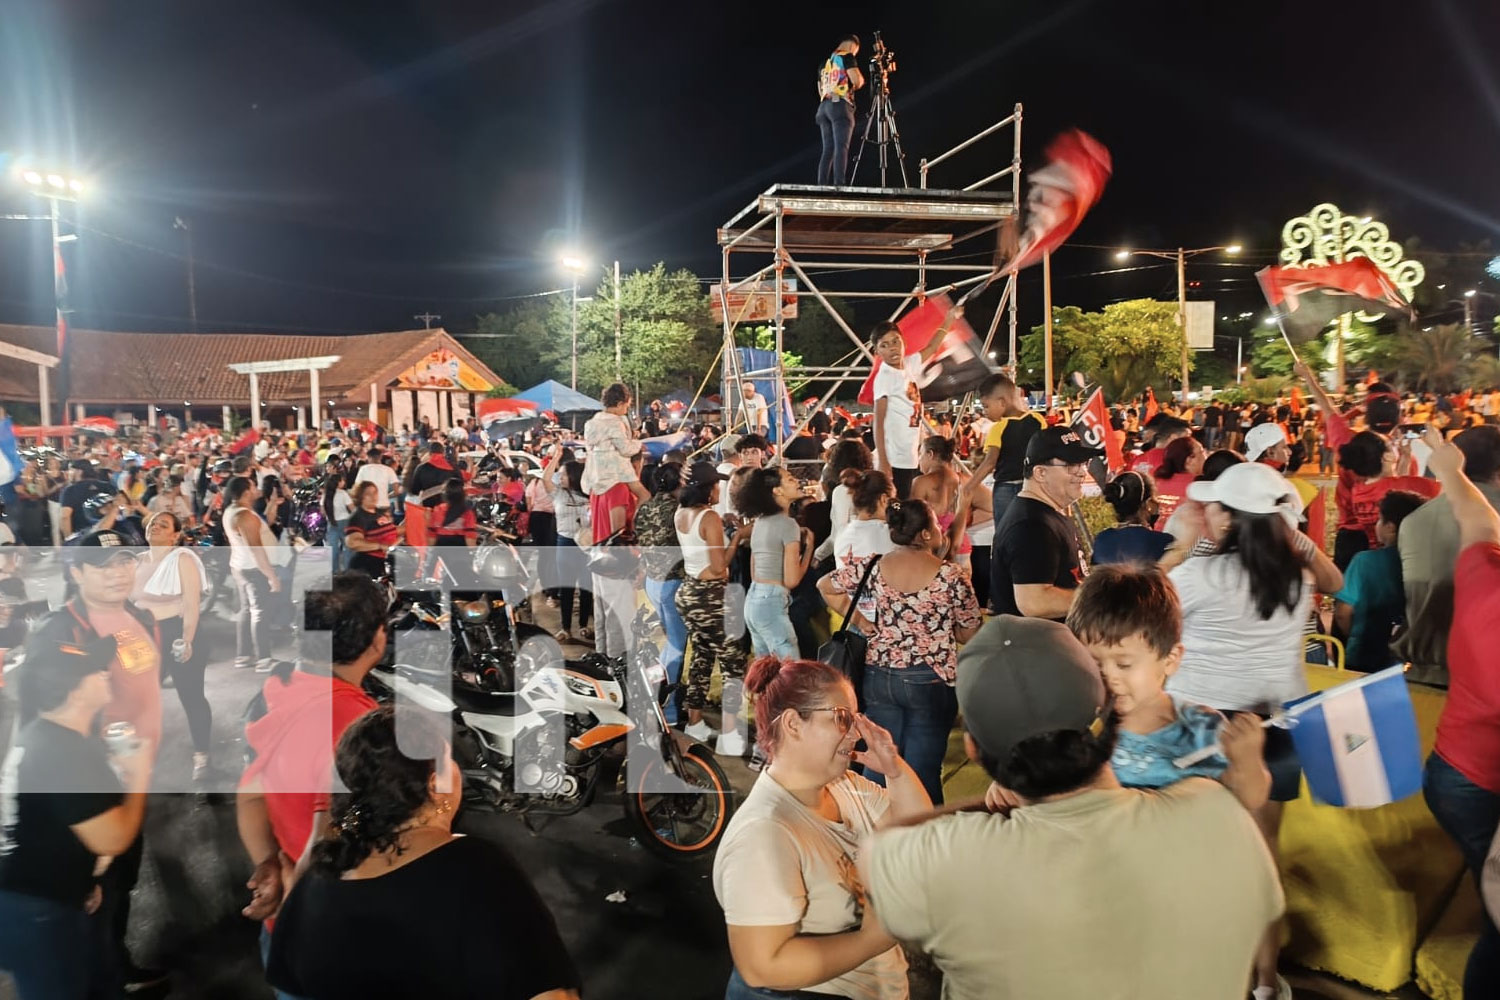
left=1225, top=244, right=1242, bottom=254
left=20, top=170, right=41, bottom=185
left=1114, top=250, right=1130, bottom=261
left=45, top=174, right=64, bottom=189
left=560, top=254, right=587, bottom=272
left=68, top=179, right=83, bottom=193
left=1465, top=289, right=1477, bottom=298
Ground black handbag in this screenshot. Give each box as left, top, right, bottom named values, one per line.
left=817, top=556, right=879, bottom=690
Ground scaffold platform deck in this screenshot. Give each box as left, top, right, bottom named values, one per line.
left=717, top=184, right=1015, bottom=255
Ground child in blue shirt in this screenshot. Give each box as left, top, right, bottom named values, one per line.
left=988, top=564, right=1270, bottom=811
left=1334, top=489, right=1428, bottom=672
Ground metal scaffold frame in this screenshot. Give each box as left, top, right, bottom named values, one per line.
left=715, top=104, right=1023, bottom=446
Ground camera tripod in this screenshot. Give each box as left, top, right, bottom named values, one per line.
left=847, top=64, right=908, bottom=187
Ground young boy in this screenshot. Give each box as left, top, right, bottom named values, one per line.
left=988, top=563, right=1269, bottom=811
left=1334, top=489, right=1428, bottom=672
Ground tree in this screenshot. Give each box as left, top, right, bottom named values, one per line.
left=1392, top=324, right=1471, bottom=393
left=783, top=295, right=861, bottom=367
left=1469, top=354, right=1500, bottom=391
left=1019, top=300, right=1186, bottom=400
left=557, top=263, right=719, bottom=399
left=462, top=300, right=566, bottom=391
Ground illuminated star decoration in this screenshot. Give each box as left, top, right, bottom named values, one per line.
left=1486, top=255, right=1500, bottom=281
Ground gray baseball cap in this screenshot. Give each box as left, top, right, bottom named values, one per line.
left=956, top=615, right=1110, bottom=764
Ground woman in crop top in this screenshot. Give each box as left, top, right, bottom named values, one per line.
left=674, top=461, right=749, bottom=758
left=734, top=468, right=813, bottom=662
left=133, top=511, right=213, bottom=779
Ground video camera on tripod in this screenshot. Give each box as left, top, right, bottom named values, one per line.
left=868, top=30, right=896, bottom=79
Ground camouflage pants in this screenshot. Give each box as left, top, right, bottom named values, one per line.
left=676, top=576, right=747, bottom=714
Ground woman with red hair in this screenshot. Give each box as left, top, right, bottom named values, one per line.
left=711, top=656, right=930, bottom=1000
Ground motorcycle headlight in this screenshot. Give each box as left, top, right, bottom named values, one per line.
left=563, top=675, right=597, bottom=697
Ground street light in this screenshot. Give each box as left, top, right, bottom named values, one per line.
left=560, top=253, right=588, bottom=390
left=9, top=164, right=88, bottom=426
left=1115, top=244, right=1242, bottom=406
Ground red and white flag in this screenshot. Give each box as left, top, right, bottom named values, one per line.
left=855, top=294, right=990, bottom=406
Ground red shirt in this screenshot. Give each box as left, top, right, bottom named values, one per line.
left=1348, top=475, right=1441, bottom=546
left=590, top=482, right=637, bottom=545
left=240, top=671, right=377, bottom=862
left=430, top=502, right=478, bottom=543
left=90, top=606, right=163, bottom=748
left=1151, top=470, right=1195, bottom=530
left=1435, top=543, right=1500, bottom=793
left=1131, top=447, right=1165, bottom=478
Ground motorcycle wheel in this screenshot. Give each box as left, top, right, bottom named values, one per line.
left=623, top=741, right=734, bottom=861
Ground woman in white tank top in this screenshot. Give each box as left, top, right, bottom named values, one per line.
left=674, top=462, right=750, bottom=757
left=224, top=476, right=284, bottom=672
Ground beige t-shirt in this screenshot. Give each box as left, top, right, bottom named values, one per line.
left=865, top=780, right=1283, bottom=1000
left=712, top=771, right=907, bottom=1000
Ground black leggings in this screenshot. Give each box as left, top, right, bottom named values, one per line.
left=555, top=536, right=592, bottom=631
left=155, top=614, right=212, bottom=753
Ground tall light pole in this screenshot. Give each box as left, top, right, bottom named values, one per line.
left=613, top=259, right=622, bottom=382
left=11, top=166, right=86, bottom=425
left=1116, top=244, right=1241, bottom=406
left=560, top=254, right=588, bottom=390
left=1464, top=289, right=1476, bottom=334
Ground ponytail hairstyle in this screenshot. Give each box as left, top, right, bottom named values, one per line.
left=886, top=497, right=936, bottom=547
left=847, top=469, right=892, bottom=515
left=1101, top=470, right=1154, bottom=524
left=921, top=435, right=955, bottom=464
left=745, top=656, right=850, bottom=761
left=312, top=706, right=449, bottom=874
left=652, top=462, right=682, bottom=495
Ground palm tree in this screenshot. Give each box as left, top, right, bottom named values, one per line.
left=1394, top=324, right=1470, bottom=393
left=1469, top=353, right=1500, bottom=391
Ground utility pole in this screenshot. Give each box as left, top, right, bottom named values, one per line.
left=1042, top=251, right=1054, bottom=410
left=414, top=311, right=441, bottom=330
left=174, top=217, right=198, bottom=332
left=613, top=259, right=622, bottom=382
left=1236, top=336, right=1244, bottom=385
left=1176, top=247, right=1189, bottom=407
left=570, top=275, right=580, bottom=390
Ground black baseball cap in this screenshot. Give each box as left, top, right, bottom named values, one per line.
left=69, top=458, right=93, bottom=472
left=956, top=616, right=1110, bottom=765
left=17, top=636, right=118, bottom=712
left=685, top=460, right=727, bottom=486
left=1023, top=426, right=1104, bottom=472
left=66, top=530, right=139, bottom=568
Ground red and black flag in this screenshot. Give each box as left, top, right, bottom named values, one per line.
left=1000, top=129, right=1113, bottom=276
left=855, top=294, right=993, bottom=405
left=1256, top=259, right=1411, bottom=343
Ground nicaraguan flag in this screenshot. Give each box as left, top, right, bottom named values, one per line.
left=640, top=430, right=693, bottom=461
left=1283, top=665, right=1422, bottom=808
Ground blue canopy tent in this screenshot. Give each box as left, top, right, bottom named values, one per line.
left=512, top=380, right=603, bottom=414
left=657, top=388, right=721, bottom=413
left=731, top=348, right=795, bottom=444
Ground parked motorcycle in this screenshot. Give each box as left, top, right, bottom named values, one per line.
left=370, top=587, right=732, bottom=859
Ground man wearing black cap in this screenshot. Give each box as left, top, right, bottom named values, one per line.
left=860, top=616, right=1283, bottom=999
left=0, top=638, right=151, bottom=999
left=990, top=427, right=1098, bottom=620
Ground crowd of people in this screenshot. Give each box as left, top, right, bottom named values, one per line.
left=0, top=338, right=1497, bottom=998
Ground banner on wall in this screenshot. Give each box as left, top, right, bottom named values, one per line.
left=393, top=349, right=492, bottom=391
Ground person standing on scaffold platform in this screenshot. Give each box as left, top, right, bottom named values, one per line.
left=814, top=35, right=863, bottom=186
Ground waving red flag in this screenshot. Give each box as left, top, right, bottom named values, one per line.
left=1001, top=129, right=1113, bottom=276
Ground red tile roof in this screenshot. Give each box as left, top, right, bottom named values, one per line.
left=0, top=325, right=505, bottom=407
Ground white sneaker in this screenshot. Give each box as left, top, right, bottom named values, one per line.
left=684, top=720, right=715, bottom=743
left=1250, top=975, right=1292, bottom=1000
left=716, top=729, right=746, bottom=758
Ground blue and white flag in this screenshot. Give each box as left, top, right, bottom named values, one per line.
left=639, top=430, right=693, bottom=462
left=1283, top=665, right=1422, bottom=808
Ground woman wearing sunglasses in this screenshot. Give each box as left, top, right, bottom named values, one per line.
left=712, top=656, right=930, bottom=1000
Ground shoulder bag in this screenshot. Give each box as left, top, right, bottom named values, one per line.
left=817, top=556, right=879, bottom=698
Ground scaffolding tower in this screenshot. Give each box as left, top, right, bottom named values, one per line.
left=716, top=104, right=1023, bottom=443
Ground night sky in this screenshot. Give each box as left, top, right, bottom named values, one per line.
left=2, top=0, right=1497, bottom=344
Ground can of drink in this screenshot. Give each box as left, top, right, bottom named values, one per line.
left=172, top=638, right=188, bottom=662
left=102, top=721, right=139, bottom=758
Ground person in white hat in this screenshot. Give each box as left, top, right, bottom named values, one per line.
left=1242, top=422, right=1290, bottom=467
left=1165, top=461, right=1343, bottom=998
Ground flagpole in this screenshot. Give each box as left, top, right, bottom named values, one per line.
left=1043, top=251, right=1054, bottom=412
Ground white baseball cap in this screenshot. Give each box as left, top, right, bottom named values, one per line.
left=1186, top=462, right=1304, bottom=527
left=1242, top=423, right=1288, bottom=461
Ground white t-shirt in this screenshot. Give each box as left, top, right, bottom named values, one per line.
left=835, top=518, right=896, bottom=573
left=1167, top=553, right=1313, bottom=712
left=354, top=463, right=401, bottom=508
left=873, top=355, right=925, bottom=470
left=713, top=771, right=907, bottom=1000
left=743, top=393, right=769, bottom=431
left=331, top=489, right=354, bottom=523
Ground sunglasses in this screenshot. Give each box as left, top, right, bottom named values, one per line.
left=803, top=706, right=854, bottom=733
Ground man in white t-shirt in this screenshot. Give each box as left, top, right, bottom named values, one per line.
left=869, top=320, right=947, bottom=499
left=741, top=380, right=770, bottom=436
left=353, top=448, right=402, bottom=509
left=861, top=616, right=1283, bottom=1000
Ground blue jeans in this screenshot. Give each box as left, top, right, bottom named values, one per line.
left=815, top=99, right=855, bottom=185
left=989, top=480, right=1023, bottom=613
left=261, top=925, right=310, bottom=1000
left=644, top=577, right=687, bottom=724
left=861, top=664, right=958, bottom=805
left=725, top=967, right=830, bottom=999
left=326, top=519, right=348, bottom=573
left=1423, top=753, right=1500, bottom=995
left=0, top=890, right=91, bottom=999
left=744, top=582, right=799, bottom=661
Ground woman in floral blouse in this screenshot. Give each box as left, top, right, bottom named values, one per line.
left=819, top=498, right=982, bottom=804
